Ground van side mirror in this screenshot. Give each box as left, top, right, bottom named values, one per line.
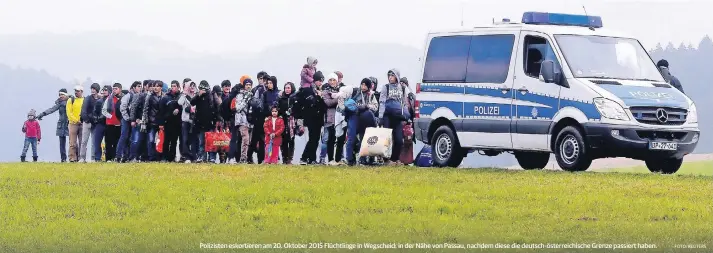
left=540, top=60, right=556, bottom=84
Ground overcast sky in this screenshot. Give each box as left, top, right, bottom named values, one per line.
left=0, top=0, right=710, bottom=54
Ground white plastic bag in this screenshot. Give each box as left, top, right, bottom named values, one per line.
left=359, top=127, right=393, bottom=158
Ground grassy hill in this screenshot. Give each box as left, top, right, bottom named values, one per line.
left=0, top=163, right=711, bottom=252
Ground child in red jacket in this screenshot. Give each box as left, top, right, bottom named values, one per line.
left=21, top=109, right=41, bottom=162
left=263, top=106, right=285, bottom=164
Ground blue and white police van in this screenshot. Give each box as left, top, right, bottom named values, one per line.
left=413, top=12, right=699, bottom=174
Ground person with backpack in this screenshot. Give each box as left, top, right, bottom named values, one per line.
left=319, top=72, right=341, bottom=165
left=247, top=74, right=268, bottom=164
left=345, top=78, right=378, bottom=166
left=36, top=88, right=70, bottom=162
left=294, top=71, right=327, bottom=165
left=102, top=83, right=125, bottom=162
left=142, top=81, right=164, bottom=162
left=79, top=83, right=101, bottom=162
left=66, top=85, right=85, bottom=162
left=378, top=69, right=409, bottom=165
left=278, top=82, right=297, bottom=164
left=92, top=86, right=110, bottom=162
left=179, top=79, right=197, bottom=163
left=129, top=80, right=150, bottom=162
left=117, top=81, right=142, bottom=162
left=159, top=80, right=183, bottom=162
left=230, top=78, right=253, bottom=164
left=300, top=57, right=318, bottom=88
left=20, top=109, right=41, bottom=162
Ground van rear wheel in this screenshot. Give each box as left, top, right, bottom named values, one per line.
left=645, top=157, right=683, bottom=174
left=514, top=152, right=550, bottom=170
left=554, top=126, right=592, bottom=172
left=431, top=125, right=464, bottom=167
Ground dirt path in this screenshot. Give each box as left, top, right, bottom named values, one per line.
left=507, top=153, right=712, bottom=171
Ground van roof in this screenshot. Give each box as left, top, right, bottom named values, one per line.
left=427, top=23, right=632, bottom=39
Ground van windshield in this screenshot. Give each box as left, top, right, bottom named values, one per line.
left=554, top=35, right=664, bottom=82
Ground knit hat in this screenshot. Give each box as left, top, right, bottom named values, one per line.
left=335, top=71, right=343, bottom=79
left=74, top=85, right=84, bottom=91
left=361, top=78, right=373, bottom=90
left=243, top=78, right=253, bottom=86
left=313, top=71, right=325, bottom=82
left=221, top=79, right=232, bottom=88
left=307, top=57, right=318, bottom=65
left=199, top=80, right=210, bottom=91
left=28, top=109, right=36, bottom=117
left=327, top=72, right=339, bottom=82
left=90, top=83, right=101, bottom=92
left=400, top=77, right=409, bottom=85
left=212, top=85, right=222, bottom=94
left=240, top=75, right=251, bottom=84
left=59, top=88, right=68, bottom=95
left=101, top=85, right=111, bottom=92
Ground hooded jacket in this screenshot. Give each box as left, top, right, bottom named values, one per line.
left=37, top=98, right=69, bottom=137
left=264, top=85, right=280, bottom=116
left=322, top=82, right=341, bottom=127
left=233, top=89, right=252, bottom=127
left=23, top=119, right=41, bottom=140
left=300, top=57, right=317, bottom=88
left=103, top=92, right=124, bottom=126
left=378, top=68, right=406, bottom=119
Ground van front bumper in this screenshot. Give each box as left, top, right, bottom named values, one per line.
left=583, top=123, right=699, bottom=160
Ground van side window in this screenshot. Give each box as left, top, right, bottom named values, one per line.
left=422, top=36, right=471, bottom=83
left=466, top=35, right=515, bottom=83
left=523, top=35, right=561, bottom=78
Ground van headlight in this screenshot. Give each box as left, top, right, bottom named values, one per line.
left=594, top=98, right=630, bottom=121
left=687, top=103, right=698, bottom=123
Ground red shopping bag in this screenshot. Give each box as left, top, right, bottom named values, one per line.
left=156, top=129, right=165, bottom=153
left=205, top=129, right=231, bottom=153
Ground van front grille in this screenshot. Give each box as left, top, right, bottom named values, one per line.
left=630, top=107, right=687, bottom=125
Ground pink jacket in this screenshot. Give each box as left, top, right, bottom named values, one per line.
left=22, top=120, right=42, bottom=140
left=300, top=64, right=316, bottom=88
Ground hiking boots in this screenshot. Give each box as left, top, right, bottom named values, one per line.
left=20, top=156, right=26, bottom=162
left=33, top=156, right=38, bottom=162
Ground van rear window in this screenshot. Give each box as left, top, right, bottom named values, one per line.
left=423, top=34, right=515, bottom=84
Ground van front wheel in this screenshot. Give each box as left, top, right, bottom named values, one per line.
left=431, top=126, right=464, bottom=167
left=645, top=157, right=683, bottom=174
left=554, top=126, right=592, bottom=172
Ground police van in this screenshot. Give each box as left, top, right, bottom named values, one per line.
left=413, top=12, right=700, bottom=174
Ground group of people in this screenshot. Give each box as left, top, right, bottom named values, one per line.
left=21, top=57, right=417, bottom=166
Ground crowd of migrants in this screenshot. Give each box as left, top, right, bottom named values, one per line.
left=21, top=57, right=417, bottom=165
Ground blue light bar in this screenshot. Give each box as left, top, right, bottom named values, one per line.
left=522, top=12, right=603, bottom=28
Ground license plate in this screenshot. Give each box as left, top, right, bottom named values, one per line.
left=649, top=142, right=678, bottom=151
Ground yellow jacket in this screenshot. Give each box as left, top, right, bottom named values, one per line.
left=66, top=96, right=84, bottom=124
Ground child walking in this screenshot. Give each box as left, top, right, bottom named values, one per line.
left=263, top=106, right=285, bottom=164
left=21, top=109, right=42, bottom=162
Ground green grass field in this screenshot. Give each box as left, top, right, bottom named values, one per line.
left=0, top=162, right=711, bottom=252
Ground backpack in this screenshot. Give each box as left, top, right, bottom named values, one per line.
left=415, top=146, right=433, bottom=167
left=385, top=84, right=410, bottom=121
left=249, top=86, right=265, bottom=116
